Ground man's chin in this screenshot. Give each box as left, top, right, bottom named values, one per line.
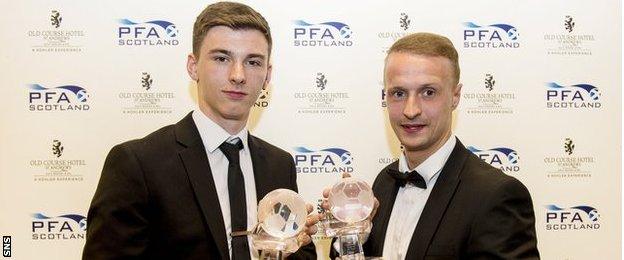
left=220, top=105, right=253, bottom=120
left=398, top=138, right=429, bottom=152
left=222, top=113, right=246, bottom=121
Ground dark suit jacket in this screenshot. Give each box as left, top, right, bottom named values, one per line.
left=83, top=113, right=315, bottom=259
left=363, top=139, right=539, bottom=259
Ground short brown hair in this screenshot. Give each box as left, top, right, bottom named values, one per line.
left=388, top=32, right=460, bottom=84
left=192, top=2, right=272, bottom=58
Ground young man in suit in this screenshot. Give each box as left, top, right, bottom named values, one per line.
left=363, top=32, right=540, bottom=259
left=83, top=2, right=317, bottom=259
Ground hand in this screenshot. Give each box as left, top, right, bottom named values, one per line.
left=297, top=203, right=320, bottom=247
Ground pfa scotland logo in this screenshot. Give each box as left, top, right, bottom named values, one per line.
left=27, top=84, right=90, bottom=111
left=31, top=213, right=87, bottom=240
left=294, top=147, right=354, bottom=174
left=468, top=146, right=520, bottom=173
left=117, top=19, right=179, bottom=46
left=293, top=20, right=353, bottom=47
left=546, top=82, right=601, bottom=109
left=463, top=22, right=520, bottom=49
left=545, top=205, right=600, bottom=231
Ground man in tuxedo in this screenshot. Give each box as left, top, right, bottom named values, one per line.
left=83, top=2, right=317, bottom=259
left=363, top=33, right=540, bottom=259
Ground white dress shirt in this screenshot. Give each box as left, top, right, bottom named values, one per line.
left=382, top=136, right=456, bottom=260
left=192, top=110, right=258, bottom=259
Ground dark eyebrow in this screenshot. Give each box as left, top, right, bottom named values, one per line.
left=247, top=53, right=267, bottom=61
left=207, top=49, right=266, bottom=61
left=208, top=49, right=231, bottom=56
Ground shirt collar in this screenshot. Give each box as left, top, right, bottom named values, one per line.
left=192, top=109, right=249, bottom=153
left=398, top=135, right=457, bottom=183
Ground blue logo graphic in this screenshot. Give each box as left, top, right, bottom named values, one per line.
left=545, top=205, right=600, bottom=231
left=464, top=22, right=519, bottom=40
left=117, top=19, right=179, bottom=46
left=28, top=84, right=88, bottom=102
left=295, top=147, right=352, bottom=164
left=294, top=20, right=352, bottom=38
left=293, top=20, right=353, bottom=47
left=546, top=205, right=600, bottom=222
left=463, top=22, right=520, bottom=48
left=27, top=84, right=90, bottom=111
left=31, top=213, right=87, bottom=240
left=547, top=82, right=601, bottom=100
left=32, top=213, right=87, bottom=230
left=468, top=146, right=520, bottom=172
left=293, top=147, right=354, bottom=174
left=546, top=82, right=601, bottom=109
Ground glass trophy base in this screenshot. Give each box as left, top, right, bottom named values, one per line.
left=259, top=249, right=284, bottom=260
left=319, top=214, right=348, bottom=237
left=320, top=219, right=372, bottom=260
left=321, top=217, right=371, bottom=240
left=337, top=233, right=365, bottom=260
left=336, top=220, right=371, bottom=236
left=251, top=225, right=299, bottom=258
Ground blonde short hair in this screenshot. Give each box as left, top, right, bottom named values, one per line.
left=388, top=32, right=460, bottom=84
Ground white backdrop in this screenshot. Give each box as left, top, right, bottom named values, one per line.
left=0, top=0, right=621, bottom=259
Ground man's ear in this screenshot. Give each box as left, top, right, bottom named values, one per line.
left=187, top=54, right=198, bottom=81
left=264, top=63, right=273, bottom=86
left=452, top=83, right=462, bottom=109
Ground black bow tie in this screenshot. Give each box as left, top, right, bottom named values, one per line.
left=387, top=169, right=427, bottom=189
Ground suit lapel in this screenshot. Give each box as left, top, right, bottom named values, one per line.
left=175, top=113, right=229, bottom=260
left=366, top=161, right=401, bottom=256
left=405, top=139, right=468, bottom=259
left=248, top=135, right=272, bottom=203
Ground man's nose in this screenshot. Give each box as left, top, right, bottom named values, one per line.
left=229, top=62, right=246, bottom=85
left=403, top=94, right=421, bottom=119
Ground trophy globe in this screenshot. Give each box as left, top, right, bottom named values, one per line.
left=252, top=189, right=307, bottom=259
left=329, top=178, right=374, bottom=223
left=327, top=177, right=374, bottom=259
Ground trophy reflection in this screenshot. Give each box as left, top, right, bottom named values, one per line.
left=321, top=177, right=374, bottom=260
left=251, top=189, right=307, bottom=260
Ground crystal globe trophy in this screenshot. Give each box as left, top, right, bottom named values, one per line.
left=322, top=177, right=375, bottom=260
left=251, top=189, right=307, bottom=260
